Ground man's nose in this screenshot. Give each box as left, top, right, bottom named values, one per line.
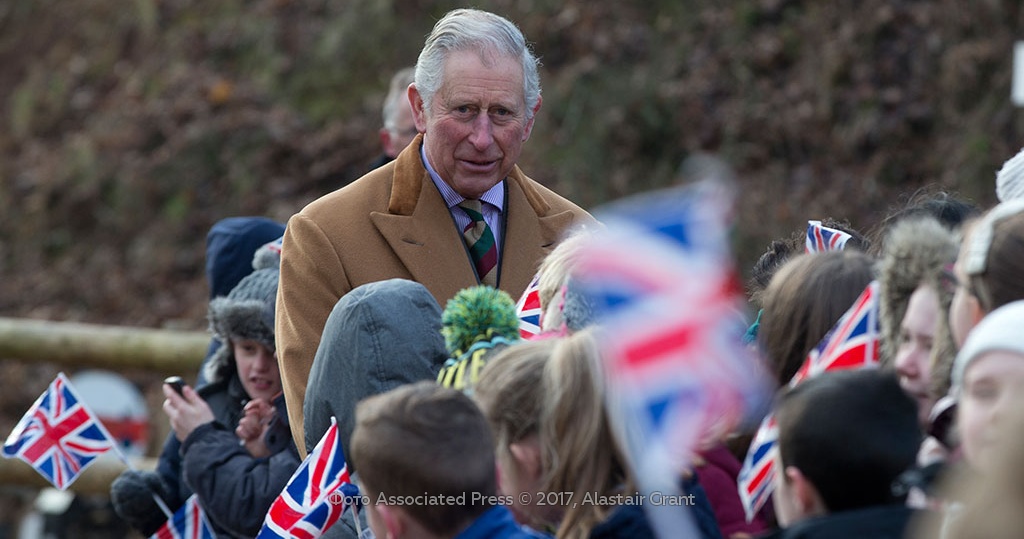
left=468, top=113, right=494, bottom=149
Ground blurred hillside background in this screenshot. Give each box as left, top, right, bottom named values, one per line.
left=0, top=0, right=1022, bottom=533
left=2, top=0, right=1022, bottom=328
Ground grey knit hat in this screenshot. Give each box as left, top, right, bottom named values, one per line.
left=204, top=238, right=280, bottom=384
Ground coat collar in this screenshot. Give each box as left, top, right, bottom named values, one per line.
left=374, top=134, right=573, bottom=300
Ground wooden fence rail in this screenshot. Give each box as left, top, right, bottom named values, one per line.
left=0, top=456, right=158, bottom=496
left=0, top=317, right=209, bottom=373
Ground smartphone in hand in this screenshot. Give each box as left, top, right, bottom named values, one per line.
left=164, top=376, right=186, bottom=396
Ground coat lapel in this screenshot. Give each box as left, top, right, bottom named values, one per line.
left=370, top=137, right=581, bottom=303
left=370, top=138, right=478, bottom=302
left=499, top=169, right=579, bottom=299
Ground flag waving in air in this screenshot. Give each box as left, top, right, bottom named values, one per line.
left=149, top=495, right=214, bottom=539
left=258, top=417, right=359, bottom=539
left=737, top=280, right=882, bottom=521
left=805, top=220, right=853, bottom=253
left=574, top=179, right=770, bottom=538
left=2, top=372, right=120, bottom=490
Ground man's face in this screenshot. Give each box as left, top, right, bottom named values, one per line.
left=410, top=49, right=541, bottom=199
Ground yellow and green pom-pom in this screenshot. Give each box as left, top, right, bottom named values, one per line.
left=442, top=285, right=520, bottom=356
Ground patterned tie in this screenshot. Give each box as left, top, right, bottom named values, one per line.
left=458, top=199, right=498, bottom=286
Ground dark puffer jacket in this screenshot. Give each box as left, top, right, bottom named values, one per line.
left=180, top=389, right=301, bottom=537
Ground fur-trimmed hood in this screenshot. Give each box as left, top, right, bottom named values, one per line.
left=877, top=216, right=958, bottom=394
left=204, top=241, right=281, bottom=385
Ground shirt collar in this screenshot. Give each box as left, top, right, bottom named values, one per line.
left=420, top=140, right=504, bottom=212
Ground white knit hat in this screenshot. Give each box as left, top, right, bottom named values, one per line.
left=996, top=147, right=1024, bottom=202
left=951, top=300, right=1024, bottom=397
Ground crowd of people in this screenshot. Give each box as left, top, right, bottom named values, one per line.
left=103, top=7, right=1024, bottom=539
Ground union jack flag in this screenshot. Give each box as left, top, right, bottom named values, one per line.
left=514, top=273, right=543, bottom=339
left=737, top=280, right=881, bottom=521
left=2, top=372, right=119, bottom=490
left=805, top=220, right=853, bottom=253
left=575, top=180, right=769, bottom=539
left=257, top=417, right=358, bottom=539
left=789, top=280, right=881, bottom=386
left=736, top=414, right=778, bottom=523
left=149, top=495, right=214, bottom=539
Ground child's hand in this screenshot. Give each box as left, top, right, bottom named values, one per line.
left=236, top=398, right=276, bottom=457
left=162, top=383, right=215, bottom=442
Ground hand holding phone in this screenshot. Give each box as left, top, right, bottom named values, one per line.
left=164, top=376, right=186, bottom=396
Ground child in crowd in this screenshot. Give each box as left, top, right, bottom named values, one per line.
left=198, top=216, right=285, bottom=386
left=303, top=278, right=448, bottom=538
left=947, top=199, right=1024, bottom=347
left=757, top=250, right=876, bottom=387
left=349, top=381, right=545, bottom=539
left=111, top=242, right=299, bottom=537
left=878, top=216, right=959, bottom=426
left=474, top=330, right=722, bottom=539
left=933, top=383, right=1024, bottom=539
left=303, top=278, right=447, bottom=457
left=909, top=300, right=1024, bottom=538
left=949, top=300, right=1024, bottom=477
left=767, top=369, right=921, bottom=539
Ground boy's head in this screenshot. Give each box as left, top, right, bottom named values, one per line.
left=205, top=238, right=281, bottom=395
left=772, top=369, right=920, bottom=526
left=350, top=381, right=496, bottom=538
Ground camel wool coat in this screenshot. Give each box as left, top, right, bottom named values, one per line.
left=276, top=135, right=596, bottom=453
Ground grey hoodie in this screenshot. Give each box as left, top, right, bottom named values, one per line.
left=303, top=278, right=448, bottom=460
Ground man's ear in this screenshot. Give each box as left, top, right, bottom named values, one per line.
left=377, top=504, right=406, bottom=539
left=409, top=84, right=428, bottom=132
left=522, top=95, right=542, bottom=142
left=508, top=438, right=543, bottom=481
left=784, top=466, right=827, bottom=519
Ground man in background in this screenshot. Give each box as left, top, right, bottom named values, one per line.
left=369, top=66, right=418, bottom=170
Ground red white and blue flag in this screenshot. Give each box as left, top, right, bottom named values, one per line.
left=805, top=220, right=853, bottom=253
left=737, top=280, right=881, bottom=521
left=2, top=372, right=120, bottom=490
left=149, top=495, right=214, bottom=539
left=575, top=180, right=770, bottom=537
left=257, top=417, right=359, bottom=539
left=736, top=414, right=778, bottom=523
left=514, top=273, right=543, bottom=339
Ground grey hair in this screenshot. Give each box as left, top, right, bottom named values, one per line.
left=415, top=9, right=541, bottom=120
left=382, top=66, right=416, bottom=131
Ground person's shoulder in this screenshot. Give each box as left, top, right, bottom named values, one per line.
left=588, top=503, right=656, bottom=539
left=508, top=168, right=593, bottom=219
left=301, top=164, right=395, bottom=218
